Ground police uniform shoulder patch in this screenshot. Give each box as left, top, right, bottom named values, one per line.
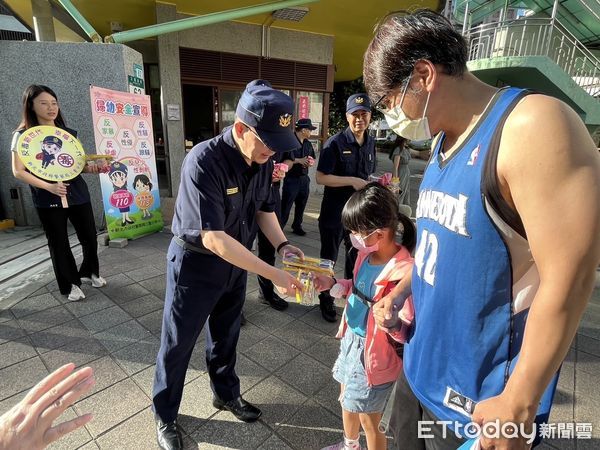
left=226, top=187, right=239, bottom=195
left=279, top=114, right=292, bottom=128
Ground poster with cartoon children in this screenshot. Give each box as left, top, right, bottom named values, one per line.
left=90, top=86, right=163, bottom=239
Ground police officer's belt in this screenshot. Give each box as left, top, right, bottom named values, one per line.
left=173, top=236, right=213, bottom=255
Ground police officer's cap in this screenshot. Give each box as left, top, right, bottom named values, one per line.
left=295, top=118, right=317, bottom=131
left=236, top=79, right=298, bottom=153
left=109, top=161, right=128, bottom=177
left=42, top=135, right=63, bottom=148
left=346, top=93, right=371, bottom=114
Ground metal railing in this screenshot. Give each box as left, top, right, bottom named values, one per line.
left=465, top=17, right=600, bottom=98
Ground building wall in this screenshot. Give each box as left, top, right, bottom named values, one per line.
left=156, top=3, right=334, bottom=197
left=0, top=41, right=142, bottom=226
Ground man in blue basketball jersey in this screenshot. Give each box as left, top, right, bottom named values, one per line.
left=364, top=10, right=600, bottom=450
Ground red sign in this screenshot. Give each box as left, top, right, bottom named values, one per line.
left=110, top=190, right=134, bottom=209
left=299, top=96, right=310, bottom=119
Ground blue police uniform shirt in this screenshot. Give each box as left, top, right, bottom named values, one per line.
left=287, top=139, right=315, bottom=178
left=11, top=127, right=91, bottom=208
left=406, top=87, right=558, bottom=432
left=171, top=126, right=276, bottom=250
left=317, top=127, right=376, bottom=226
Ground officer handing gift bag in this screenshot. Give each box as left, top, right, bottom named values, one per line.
left=152, top=80, right=304, bottom=450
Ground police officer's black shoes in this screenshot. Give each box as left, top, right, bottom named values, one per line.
left=258, top=290, right=289, bottom=311
left=320, top=298, right=337, bottom=322
left=213, top=395, right=262, bottom=422
left=156, top=418, right=183, bottom=450
left=292, top=227, right=307, bottom=236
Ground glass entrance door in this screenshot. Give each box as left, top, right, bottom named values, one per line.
left=218, top=89, right=243, bottom=133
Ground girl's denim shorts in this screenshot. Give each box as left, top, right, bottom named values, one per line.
left=332, top=328, right=394, bottom=414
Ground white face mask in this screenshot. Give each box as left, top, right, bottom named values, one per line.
left=350, top=229, right=380, bottom=253
left=383, top=80, right=432, bottom=141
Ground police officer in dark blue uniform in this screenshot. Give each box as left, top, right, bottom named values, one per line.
left=281, top=118, right=317, bottom=236
left=153, top=80, right=304, bottom=450
left=316, top=93, right=376, bottom=322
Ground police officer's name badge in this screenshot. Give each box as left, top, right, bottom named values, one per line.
left=16, top=125, right=86, bottom=181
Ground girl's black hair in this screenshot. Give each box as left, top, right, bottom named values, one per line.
left=17, top=85, right=67, bottom=131
left=342, top=182, right=416, bottom=252
left=133, top=174, right=153, bottom=190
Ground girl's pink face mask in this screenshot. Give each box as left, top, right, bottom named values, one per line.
left=349, top=229, right=380, bottom=253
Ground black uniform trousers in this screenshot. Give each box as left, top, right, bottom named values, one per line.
left=152, top=239, right=246, bottom=423
left=280, top=175, right=310, bottom=230
left=257, top=182, right=282, bottom=300
left=317, top=221, right=357, bottom=305
left=36, top=202, right=99, bottom=295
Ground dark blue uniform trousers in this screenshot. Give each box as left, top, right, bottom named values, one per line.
left=153, top=239, right=246, bottom=423
left=280, top=175, right=310, bottom=230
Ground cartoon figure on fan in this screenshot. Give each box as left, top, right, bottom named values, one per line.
left=108, top=161, right=135, bottom=227
left=133, top=174, right=154, bottom=220
left=38, top=135, right=62, bottom=169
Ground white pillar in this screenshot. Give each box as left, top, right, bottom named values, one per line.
left=31, top=0, right=56, bottom=41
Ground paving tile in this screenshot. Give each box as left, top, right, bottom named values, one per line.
left=29, top=319, right=91, bottom=353
left=577, top=334, right=600, bottom=358
left=46, top=407, right=93, bottom=450
left=305, top=334, right=340, bottom=367
left=0, top=336, right=37, bottom=370
left=141, top=274, right=167, bottom=297
left=273, top=316, right=325, bottom=351
left=189, top=411, right=272, bottom=449
left=0, top=356, right=48, bottom=400
left=112, top=337, right=161, bottom=376
left=0, top=319, right=25, bottom=344
left=102, top=272, right=137, bottom=289
left=78, top=441, right=100, bottom=450
left=0, top=308, right=14, bottom=323
left=244, top=376, right=308, bottom=426
left=96, top=406, right=157, bottom=450
left=62, top=292, right=116, bottom=318
left=276, top=399, right=343, bottom=450
left=137, top=309, right=163, bottom=337
left=94, top=319, right=153, bottom=354
left=313, top=376, right=342, bottom=418
left=299, top=307, right=342, bottom=336
left=178, top=374, right=219, bottom=435
left=79, top=305, right=132, bottom=334
left=244, top=335, right=300, bottom=372
left=103, top=283, right=151, bottom=304
left=548, top=388, right=574, bottom=423
left=577, top=350, right=600, bottom=376
left=282, top=301, right=315, bottom=319
left=74, top=379, right=149, bottom=438
left=275, top=353, right=331, bottom=397
left=124, top=264, right=166, bottom=282
left=0, top=390, right=26, bottom=416
left=78, top=355, right=129, bottom=401
left=40, top=336, right=107, bottom=371
left=575, top=368, right=600, bottom=405
left=237, top=353, right=270, bottom=395
left=10, top=292, right=61, bottom=319
left=237, top=322, right=269, bottom=352
left=257, top=434, right=294, bottom=450
left=17, top=305, right=75, bottom=335
left=119, top=293, right=164, bottom=318
left=246, top=307, right=295, bottom=332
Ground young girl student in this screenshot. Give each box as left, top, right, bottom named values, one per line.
left=314, top=182, right=416, bottom=450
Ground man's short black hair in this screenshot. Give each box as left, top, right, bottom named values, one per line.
left=363, top=9, right=468, bottom=101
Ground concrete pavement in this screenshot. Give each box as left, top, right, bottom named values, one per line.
left=0, top=153, right=598, bottom=449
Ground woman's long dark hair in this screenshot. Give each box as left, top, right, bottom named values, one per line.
left=342, top=182, right=416, bottom=252
left=16, top=85, right=67, bottom=131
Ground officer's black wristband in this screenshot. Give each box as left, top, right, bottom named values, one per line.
left=276, top=240, right=290, bottom=254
